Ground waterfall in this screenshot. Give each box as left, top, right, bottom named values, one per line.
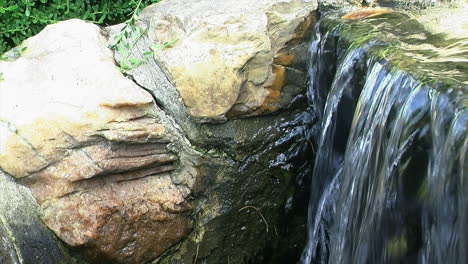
left=302, top=13, right=467, bottom=264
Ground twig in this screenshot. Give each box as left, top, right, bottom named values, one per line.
left=122, top=26, right=148, bottom=63
left=306, top=138, right=315, bottom=154
left=193, top=243, right=199, bottom=264
left=238, top=206, right=269, bottom=233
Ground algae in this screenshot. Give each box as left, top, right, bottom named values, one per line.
left=321, top=12, right=468, bottom=90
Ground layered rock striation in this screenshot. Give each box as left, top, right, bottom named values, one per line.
left=0, top=20, right=193, bottom=263
left=0, top=0, right=323, bottom=263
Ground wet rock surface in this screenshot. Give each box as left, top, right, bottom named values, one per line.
left=108, top=0, right=320, bottom=261
left=0, top=0, right=377, bottom=262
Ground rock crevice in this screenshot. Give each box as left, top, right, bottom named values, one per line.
left=0, top=19, right=195, bottom=264
left=0, top=0, right=325, bottom=262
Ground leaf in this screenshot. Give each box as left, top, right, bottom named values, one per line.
left=98, top=13, right=106, bottom=24
left=129, top=58, right=138, bottom=65
left=166, top=39, right=178, bottom=48
left=6, top=5, right=19, bottom=11
left=82, top=10, right=89, bottom=20
left=152, top=43, right=163, bottom=50
left=111, top=33, right=124, bottom=47
left=120, top=63, right=130, bottom=70
left=131, top=30, right=139, bottom=41
left=117, top=45, right=128, bottom=57
left=143, top=51, right=153, bottom=56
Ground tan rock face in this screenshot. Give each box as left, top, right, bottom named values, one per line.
left=140, top=0, right=318, bottom=122
left=0, top=19, right=191, bottom=263
left=41, top=175, right=191, bottom=263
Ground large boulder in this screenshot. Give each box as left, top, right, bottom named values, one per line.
left=139, top=0, right=318, bottom=122
left=0, top=0, right=322, bottom=263
left=0, top=20, right=194, bottom=263
left=108, top=0, right=319, bottom=262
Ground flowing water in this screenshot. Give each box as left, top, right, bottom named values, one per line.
left=301, top=13, right=467, bottom=264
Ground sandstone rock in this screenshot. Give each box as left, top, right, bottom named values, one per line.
left=0, top=19, right=191, bottom=263
left=0, top=0, right=326, bottom=262
left=41, top=175, right=191, bottom=263
left=139, top=0, right=318, bottom=122
left=103, top=0, right=321, bottom=262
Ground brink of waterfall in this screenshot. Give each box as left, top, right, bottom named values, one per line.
left=302, top=12, right=467, bottom=264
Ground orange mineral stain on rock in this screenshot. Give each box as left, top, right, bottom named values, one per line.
left=292, top=13, right=316, bottom=42
left=274, top=50, right=296, bottom=66
left=341, top=8, right=394, bottom=20
left=261, top=65, right=286, bottom=112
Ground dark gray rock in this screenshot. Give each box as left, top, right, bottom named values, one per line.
left=0, top=170, right=74, bottom=264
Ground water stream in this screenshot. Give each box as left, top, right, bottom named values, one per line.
left=301, top=13, right=467, bottom=264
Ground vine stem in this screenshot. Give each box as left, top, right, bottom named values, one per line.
left=122, top=26, right=149, bottom=70
left=128, top=0, right=143, bottom=22
left=238, top=206, right=269, bottom=233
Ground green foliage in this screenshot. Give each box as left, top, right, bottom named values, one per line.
left=152, top=39, right=177, bottom=51
left=0, top=0, right=160, bottom=54
left=109, top=0, right=177, bottom=73
left=111, top=24, right=152, bottom=73
left=113, top=36, right=177, bottom=73
left=108, top=0, right=150, bottom=73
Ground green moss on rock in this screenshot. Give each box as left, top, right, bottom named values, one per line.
left=322, top=12, right=468, bottom=89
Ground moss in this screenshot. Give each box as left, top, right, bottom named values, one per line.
left=387, top=234, right=409, bottom=258
left=322, top=12, right=468, bottom=90
left=156, top=107, right=312, bottom=263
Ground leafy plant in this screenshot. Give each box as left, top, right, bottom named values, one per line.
left=0, top=0, right=175, bottom=74
left=0, top=0, right=160, bottom=55
left=152, top=39, right=177, bottom=51
left=109, top=0, right=177, bottom=73
left=111, top=25, right=150, bottom=73
left=108, top=0, right=151, bottom=73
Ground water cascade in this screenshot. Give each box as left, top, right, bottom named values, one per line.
left=301, top=12, right=467, bottom=263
